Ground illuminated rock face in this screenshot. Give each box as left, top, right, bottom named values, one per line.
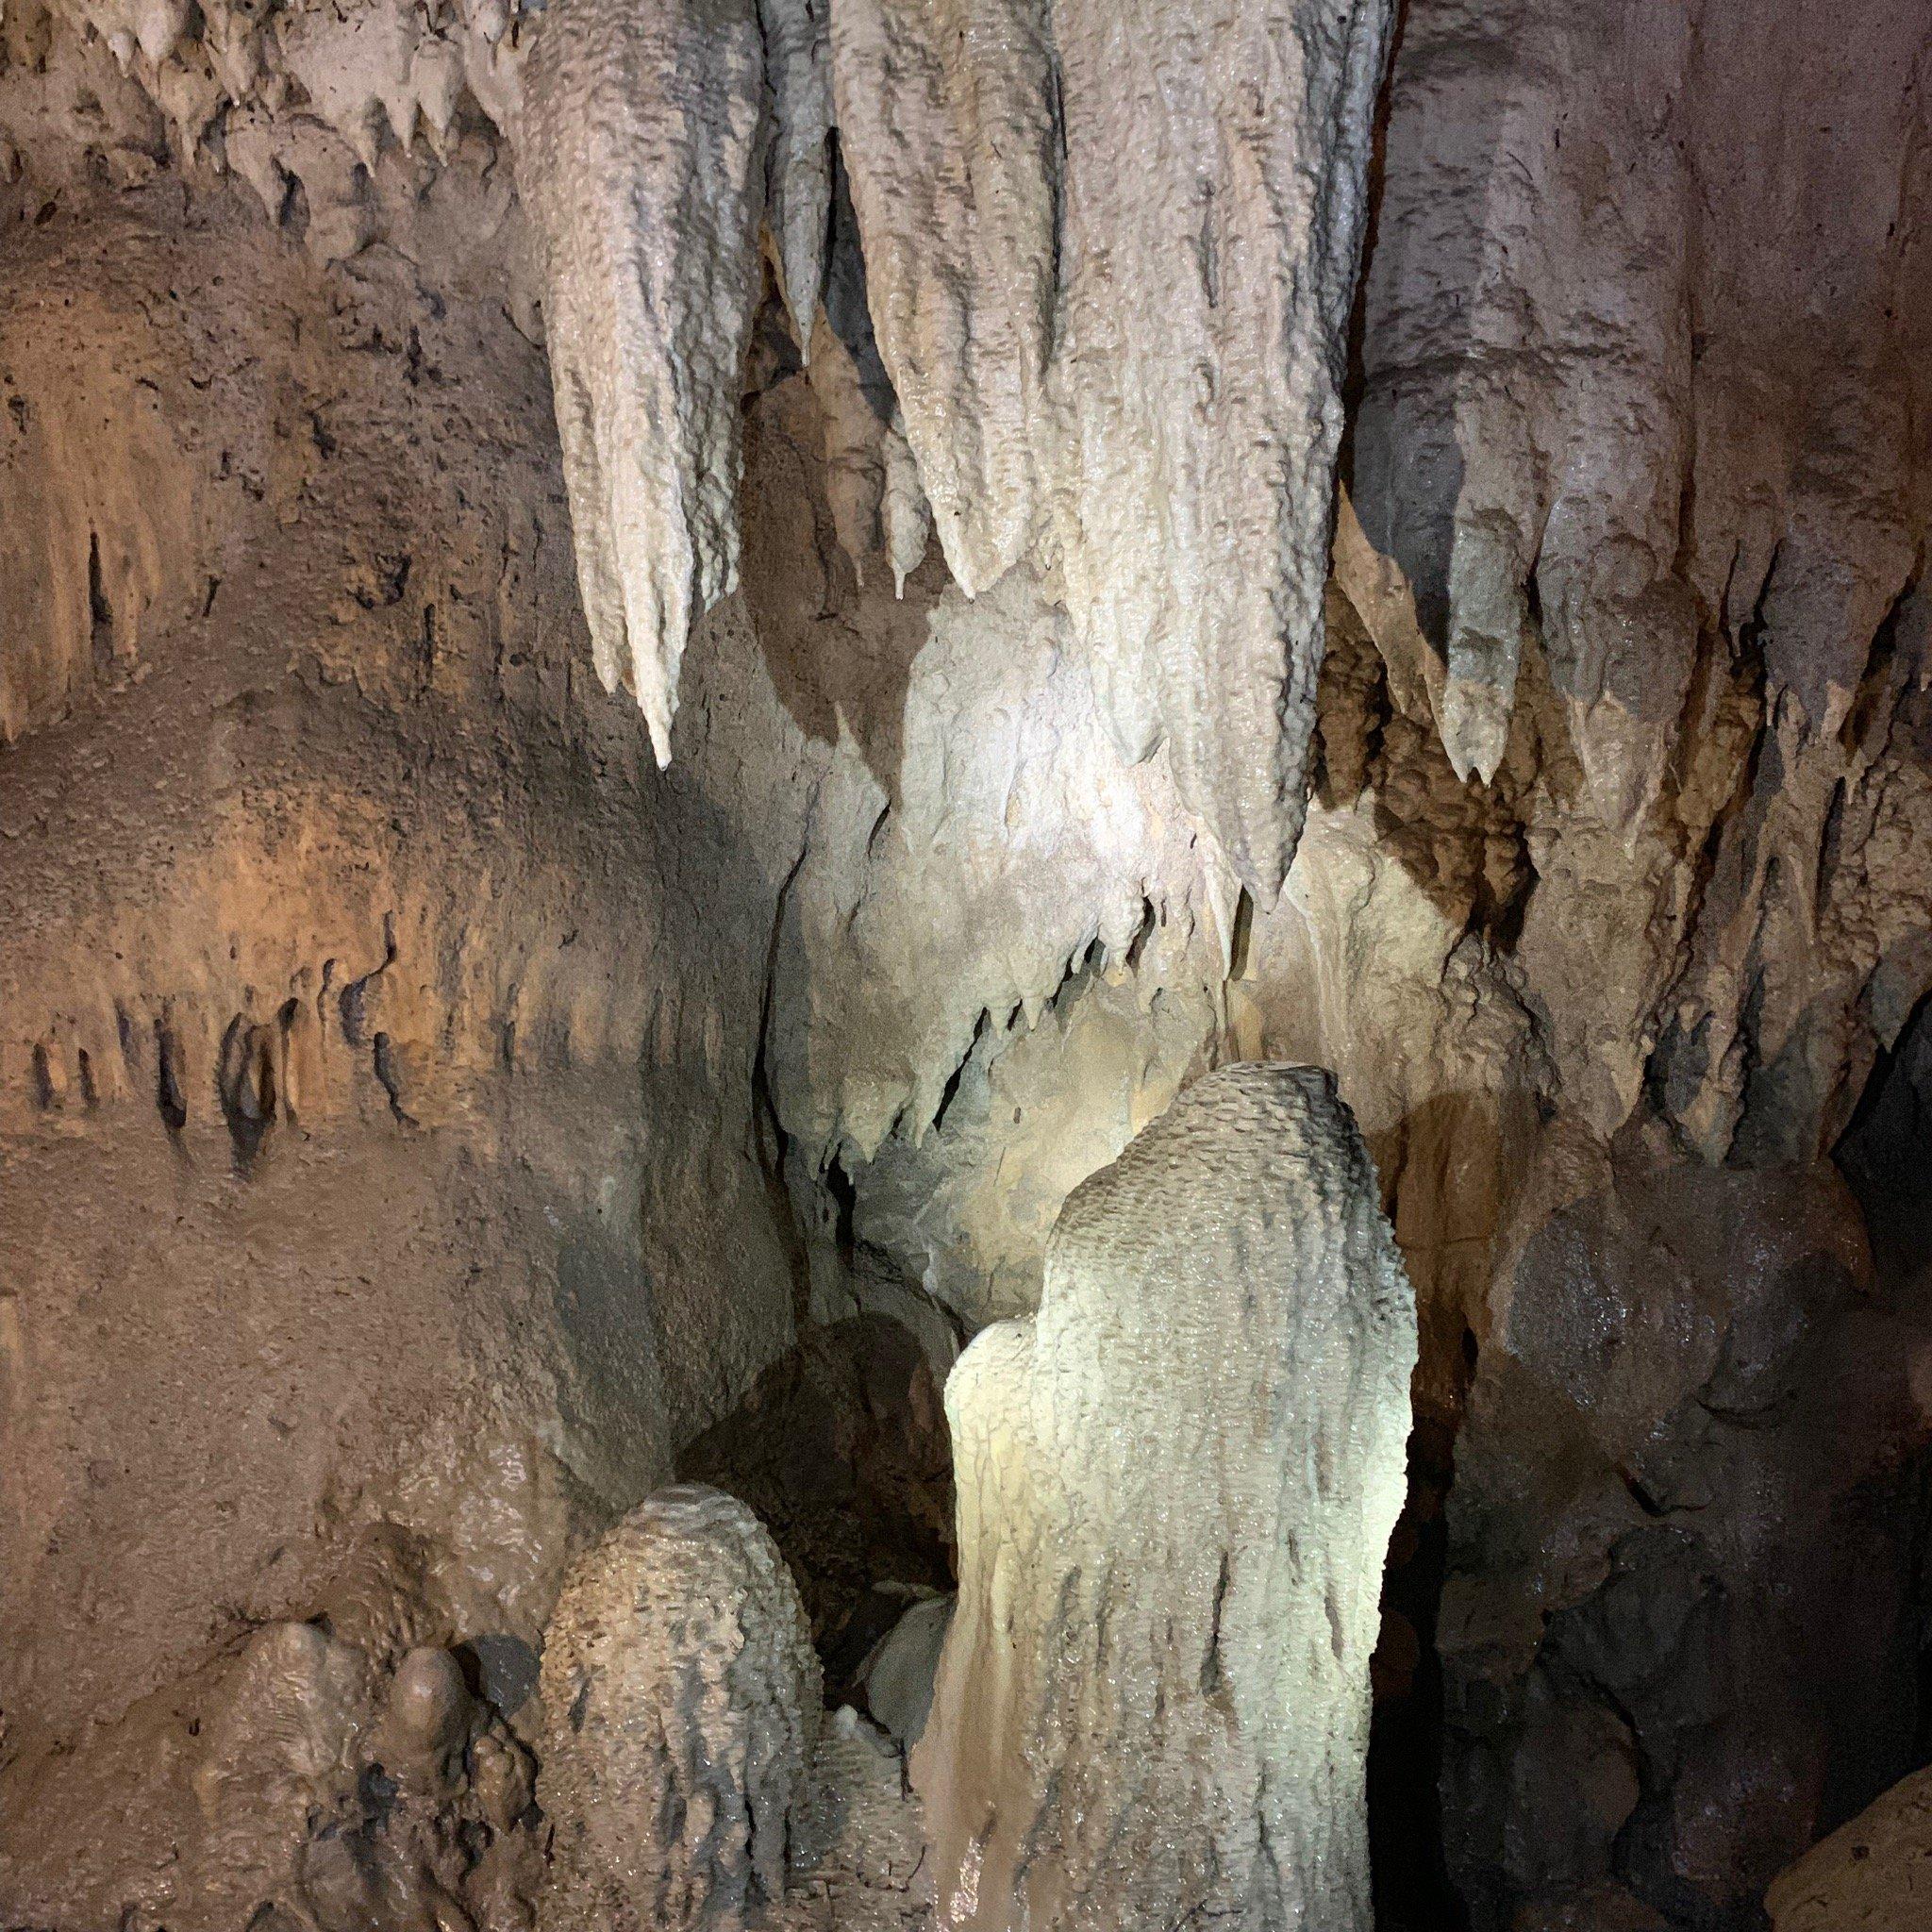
left=2, top=0, right=1930, bottom=1925
left=1767, top=1763, right=1932, bottom=1932
left=517, top=0, right=766, bottom=762
left=538, top=1484, right=822, bottom=1932
left=829, top=0, right=1392, bottom=891
left=914, top=1063, right=1417, bottom=1932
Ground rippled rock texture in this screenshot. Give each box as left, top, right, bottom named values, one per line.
left=0, top=0, right=1928, bottom=1926
left=538, top=1485, right=821, bottom=1932
left=915, top=1065, right=1417, bottom=1931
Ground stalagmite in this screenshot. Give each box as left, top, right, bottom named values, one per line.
left=538, top=1484, right=822, bottom=1932
left=914, top=1063, right=1417, bottom=1931
left=518, top=0, right=766, bottom=762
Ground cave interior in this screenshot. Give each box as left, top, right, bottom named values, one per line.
left=1, top=0, right=1930, bottom=1928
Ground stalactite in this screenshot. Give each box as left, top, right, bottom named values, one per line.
left=1046, top=0, right=1393, bottom=891
left=518, top=0, right=767, bottom=762
left=832, top=0, right=1393, bottom=890
left=757, top=0, right=833, bottom=352
left=827, top=0, right=1060, bottom=599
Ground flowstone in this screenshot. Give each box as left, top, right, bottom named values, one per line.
left=537, top=1483, right=822, bottom=1932
left=913, top=1062, right=1417, bottom=1931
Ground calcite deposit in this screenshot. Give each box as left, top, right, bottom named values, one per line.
left=538, top=1484, right=822, bottom=1932
left=1, top=0, right=1929, bottom=1927
left=915, top=1065, right=1417, bottom=1931
left=832, top=0, right=1391, bottom=889
left=517, top=0, right=766, bottom=761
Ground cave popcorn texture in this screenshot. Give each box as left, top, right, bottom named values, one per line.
left=915, top=1062, right=1418, bottom=1931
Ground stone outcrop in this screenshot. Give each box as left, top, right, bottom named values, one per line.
left=538, top=1483, right=822, bottom=1932
left=1766, top=1764, right=1932, bottom=1932
left=914, top=1064, right=1418, bottom=1931
left=1, top=0, right=1929, bottom=1927
left=0, top=1622, right=541, bottom=1931
left=1440, top=1155, right=1932, bottom=1929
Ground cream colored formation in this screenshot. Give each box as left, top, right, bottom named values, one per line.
left=539, top=1075, right=1417, bottom=1932
left=539, top=1485, right=823, bottom=1932
left=3, top=0, right=1929, bottom=1928
left=517, top=0, right=767, bottom=762
left=21, top=0, right=1391, bottom=879
left=517, top=0, right=1390, bottom=877
left=916, top=1064, right=1416, bottom=1931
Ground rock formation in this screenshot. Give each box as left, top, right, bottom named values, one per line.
left=517, top=0, right=766, bottom=762
left=831, top=0, right=1391, bottom=890
left=914, top=1064, right=1418, bottom=1931
left=1440, top=1155, right=1932, bottom=1928
left=538, top=1483, right=823, bottom=1932
left=1766, top=1763, right=1932, bottom=1932
left=0, top=0, right=1928, bottom=1926
left=0, top=1621, right=541, bottom=1931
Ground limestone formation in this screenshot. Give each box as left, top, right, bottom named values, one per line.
left=1440, top=1155, right=1932, bottom=1929
left=758, top=0, right=832, bottom=351
left=0, top=1622, right=542, bottom=1931
left=517, top=0, right=766, bottom=761
left=2, top=2, right=1930, bottom=1928
left=914, top=1064, right=1418, bottom=1931
left=1045, top=0, right=1392, bottom=892
left=832, top=0, right=1391, bottom=890
left=855, top=1593, right=952, bottom=1745
left=1766, top=1764, right=1932, bottom=1931
left=826, top=0, right=1058, bottom=600
left=538, top=1484, right=823, bottom=1932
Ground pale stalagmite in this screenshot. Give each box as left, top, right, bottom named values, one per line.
left=913, top=1062, right=1418, bottom=1931
left=517, top=0, right=765, bottom=761
left=538, top=1484, right=822, bottom=1932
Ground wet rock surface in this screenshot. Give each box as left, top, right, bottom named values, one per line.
left=916, top=1064, right=1417, bottom=1931
left=0, top=0, right=1928, bottom=1924
left=537, top=1484, right=821, bottom=1932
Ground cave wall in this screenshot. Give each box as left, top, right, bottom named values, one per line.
left=0, top=194, right=811, bottom=1767
left=0, top=0, right=1928, bottom=1925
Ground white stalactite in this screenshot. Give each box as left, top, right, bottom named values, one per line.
left=519, top=0, right=767, bottom=762
left=1050, top=0, right=1393, bottom=891
left=829, top=0, right=1393, bottom=890
left=757, top=0, right=833, bottom=353
left=828, top=0, right=1060, bottom=598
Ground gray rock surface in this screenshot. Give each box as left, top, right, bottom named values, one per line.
left=538, top=1483, right=822, bottom=1932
